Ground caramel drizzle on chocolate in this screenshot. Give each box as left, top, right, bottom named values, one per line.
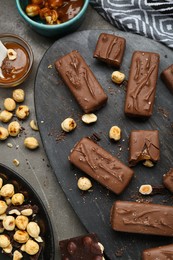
left=77, top=143, right=124, bottom=182
left=106, top=37, right=122, bottom=60
left=159, top=250, right=173, bottom=257
left=82, top=68, right=95, bottom=98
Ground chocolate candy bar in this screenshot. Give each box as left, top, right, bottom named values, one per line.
left=111, top=201, right=173, bottom=236
left=129, top=130, right=160, bottom=166
left=161, top=64, right=173, bottom=94
left=163, top=168, right=173, bottom=193
left=55, top=50, right=108, bottom=113
left=142, top=244, right=173, bottom=259
left=69, top=137, right=134, bottom=194
left=59, top=233, right=104, bottom=260
left=93, top=33, right=126, bottom=68
left=124, top=51, right=160, bottom=118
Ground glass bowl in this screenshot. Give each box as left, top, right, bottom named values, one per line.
left=0, top=34, right=34, bottom=88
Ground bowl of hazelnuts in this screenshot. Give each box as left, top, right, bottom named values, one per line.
left=16, top=0, right=89, bottom=37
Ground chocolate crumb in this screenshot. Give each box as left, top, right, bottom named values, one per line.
left=90, top=132, right=101, bottom=142
left=151, top=185, right=167, bottom=195
left=115, top=248, right=124, bottom=257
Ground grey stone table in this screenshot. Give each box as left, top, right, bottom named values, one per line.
left=0, top=1, right=114, bottom=259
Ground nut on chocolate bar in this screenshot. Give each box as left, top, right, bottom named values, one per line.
left=163, top=168, right=173, bottom=193
left=142, top=243, right=173, bottom=259
left=129, top=130, right=160, bottom=167
left=93, top=33, right=126, bottom=68
left=59, top=233, right=105, bottom=260
left=160, top=64, right=173, bottom=94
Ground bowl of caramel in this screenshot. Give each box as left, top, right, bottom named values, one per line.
left=16, top=0, right=89, bottom=37
left=0, top=34, right=34, bottom=88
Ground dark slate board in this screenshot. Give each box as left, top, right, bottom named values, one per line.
left=34, top=30, right=173, bottom=260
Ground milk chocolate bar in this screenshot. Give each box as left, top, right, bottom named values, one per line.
left=142, top=244, right=173, bottom=260
left=163, top=168, right=173, bottom=193
left=111, top=201, right=173, bottom=236
left=129, top=130, right=160, bottom=166
left=69, top=137, right=134, bottom=194
left=55, top=50, right=108, bottom=113
left=161, top=64, right=173, bottom=94
left=59, top=233, right=104, bottom=260
left=93, top=33, right=126, bottom=68
left=124, top=51, right=160, bottom=118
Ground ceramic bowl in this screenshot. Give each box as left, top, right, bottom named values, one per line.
left=16, top=0, right=89, bottom=37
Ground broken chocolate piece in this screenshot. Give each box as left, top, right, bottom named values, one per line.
left=59, top=233, right=104, bottom=260
left=142, top=243, right=173, bottom=260
left=161, top=64, right=173, bottom=94
left=69, top=137, right=134, bottom=195
left=124, top=51, right=160, bottom=118
left=129, top=130, right=160, bottom=166
left=55, top=50, right=108, bottom=113
left=111, top=200, right=173, bottom=237
left=93, top=33, right=126, bottom=68
left=163, top=168, right=173, bottom=193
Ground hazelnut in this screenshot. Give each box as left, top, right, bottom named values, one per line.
left=0, top=200, right=7, bottom=215
left=0, top=126, right=9, bottom=140
left=24, top=137, right=39, bottom=150
left=0, top=214, right=6, bottom=220
left=24, top=239, right=39, bottom=255
left=61, top=118, right=76, bottom=132
left=8, top=121, right=21, bottom=137
left=16, top=105, right=30, bottom=120
left=143, top=160, right=154, bottom=167
left=0, top=184, right=14, bottom=197
left=21, top=208, right=33, bottom=216
left=109, top=126, right=121, bottom=141
left=4, top=98, right=16, bottom=111
left=81, top=113, right=97, bottom=124
left=111, top=71, right=125, bottom=84
left=13, top=230, right=29, bottom=244
left=13, top=159, right=20, bottom=167
left=12, top=89, right=25, bottom=103
left=77, top=177, right=92, bottom=191
left=5, top=197, right=12, bottom=205
left=15, top=216, right=29, bottom=230
left=3, top=243, right=13, bottom=254
left=139, top=184, right=153, bottom=195
left=12, top=193, right=24, bottom=205
left=13, top=250, right=23, bottom=260
left=0, top=110, right=13, bottom=123
left=27, top=222, right=40, bottom=238
left=3, top=216, right=15, bottom=231
left=8, top=209, right=21, bottom=216
left=0, top=178, right=3, bottom=189
left=30, top=120, right=39, bottom=131
left=7, top=49, right=17, bottom=61
left=35, top=236, right=43, bottom=243
left=0, top=234, right=10, bottom=248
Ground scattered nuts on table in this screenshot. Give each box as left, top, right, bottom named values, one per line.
left=61, top=118, right=76, bottom=132
left=143, top=160, right=154, bottom=167
left=13, top=159, right=20, bottom=167
left=0, top=110, right=13, bottom=123
left=12, top=89, right=25, bottom=103
left=24, top=137, right=39, bottom=150
left=30, top=119, right=39, bottom=131
left=81, top=113, right=97, bottom=124
left=139, top=184, right=153, bottom=195
left=109, top=126, right=121, bottom=141
left=77, top=177, right=92, bottom=191
left=16, top=105, right=30, bottom=120
left=8, top=121, right=21, bottom=137
left=111, top=71, right=125, bottom=84
left=0, top=126, right=9, bottom=140
left=4, top=98, right=16, bottom=112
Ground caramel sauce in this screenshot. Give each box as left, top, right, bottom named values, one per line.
left=0, top=42, right=29, bottom=83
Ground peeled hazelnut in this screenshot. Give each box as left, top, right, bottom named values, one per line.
left=81, top=113, right=97, bottom=124
left=8, top=121, right=21, bottom=137
left=3, top=216, right=15, bottom=231
left=0, top=184, right=14, bottom=197
left=7, top=49, right=17, bottom=60
left=13, top=230, right=29, bottom=244
left=35, top=236, right=43, bottom=243
left=30, top=120, right=39, bottom=131
left=77, top=177, right=92, bottom=191
left=0, top=234, right=10, bottom=248
left=16, top=105, right=30, bottom=120
left=4, top=98, right=16, bottom=111
left=21, top=208, right=33, bottom=216
left=16, top=216, right=29, bottom=230
left=3, top=243, right=13, bottom=253
left=12, top=89, right=25, bottom=103
left=0, top=214, right=7, bottom=220
left=0, top=127, right=9, bottom=140
left=13, top=159, right=20, bottom=167
left=0, top=110, right=13, bottom=123
left=27, top=222, right=40, bottom=238
left=12, top=193, right=24, bottom=205
left=109, top=126, right=121, bottom=141
left=111, top=71, right=125, bottom=84
left=13, top=250, right=23, bottom=260
left=139, top=184, right=153, bottom=195
left=24, top=239, right=39, bottom=255
left=24, top=137, right=39, bottom=150
left=26, top=4, right=40, bottom=17
left=143, top=160, right=154, bottom=167
left=5, top=197, right=12, bottom=205
left=0, top=200, right=8, bottom=215
left=61, top=118, right=76, bottom=132
left=8, top=209, right=21, bottom=216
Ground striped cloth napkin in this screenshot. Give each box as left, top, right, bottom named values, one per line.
left=90, top=0, right=173, bottom=49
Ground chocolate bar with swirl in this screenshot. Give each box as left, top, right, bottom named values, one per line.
left=124, top=51, right=160, bottom=118
left=55, top=50, right=108, bottom=113
left=111, top=201, right=173, bottom=236
left=142, top=244, right=173, bottom=260
left=69, top=137, right=134, bottom=195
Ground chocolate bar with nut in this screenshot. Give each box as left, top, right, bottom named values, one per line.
left=93, top=33, right=126, bottom=68
left=161, top=64, right=173, bottom=94
left=129, top=130, right=160, bottom=167
left=142, top=244, right=173, bottom=259
left=69, top=137, right=134, bottom=195
left=55, top=50, right=108, bottom=113
left=111, top=201, right=173, bottom=236
left=124, top=51, right=160, bottom=118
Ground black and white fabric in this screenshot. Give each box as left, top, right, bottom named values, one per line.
left=90, top=0, right=173, bottom=49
